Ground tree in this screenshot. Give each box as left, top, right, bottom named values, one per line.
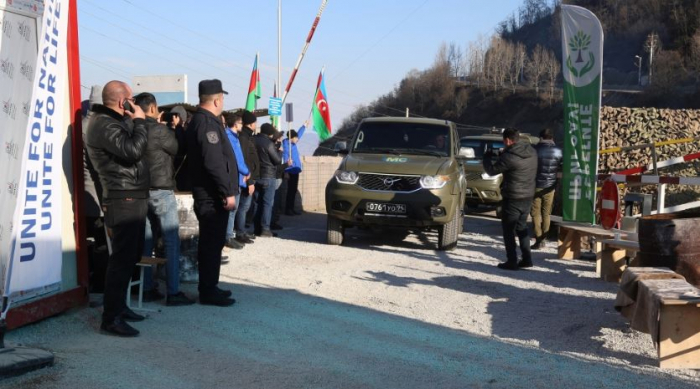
left=544, top=48, right=561, bottom=103
left=447, top=42, right=464, bottom=79
left=526, top=45, right=547, bottom=94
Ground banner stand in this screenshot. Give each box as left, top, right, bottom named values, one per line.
left=2, top=0, right=88, bottom=329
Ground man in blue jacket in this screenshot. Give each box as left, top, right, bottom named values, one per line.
left=282, top=122, right=306, bottom=215
left=223, top=112, right=253, bottom=249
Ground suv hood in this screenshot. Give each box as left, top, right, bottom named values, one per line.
left=344, top=153, right=449, bottom=175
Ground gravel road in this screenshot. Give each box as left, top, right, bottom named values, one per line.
left=4, top=211, right=700, bottom=388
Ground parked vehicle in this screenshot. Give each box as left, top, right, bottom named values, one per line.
left=325, top=117, right=470, bottom=250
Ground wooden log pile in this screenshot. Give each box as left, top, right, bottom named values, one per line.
left=599, top=107, right=700, bottom=207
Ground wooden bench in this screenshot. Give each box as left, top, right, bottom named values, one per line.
left=598, top=239, right=640, bottom=282
left=616, top=267, right=700, bottom=369
left=647, top=279, right=700, bottom=369
left=127, top=256, right=167, bottom=311
left=557, top=220, right=616, bottom=260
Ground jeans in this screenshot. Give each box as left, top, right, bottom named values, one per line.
left=142, top=190, right=181, bottom=296
left=254, top=177, right=277, bottom=233
left=530, top=187, right=556, bottom=241
left=225, top=193, right=241, bottom=240
left=102, top=197, right=147, bottom=323
left=193, top=198, right=228, bottom=295
left=501, top=198, right=533, bottom=264
left=286, top=173, right=300, bottom=212
left=236, top=190, right=253, bottom=235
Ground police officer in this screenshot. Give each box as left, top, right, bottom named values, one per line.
left=186, top=79, right=238, bottom=306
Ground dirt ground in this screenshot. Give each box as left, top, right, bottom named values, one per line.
left=4, top=211, right=700, bottom=389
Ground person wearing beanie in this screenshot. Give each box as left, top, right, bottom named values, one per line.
left=236, top=110, right=260, bottom=237
left=282, top=121, right=307, bottom=215
left=253, top=123, right=284, bottom=237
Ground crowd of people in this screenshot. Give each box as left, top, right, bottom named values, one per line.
left=83, top=79, right=306, bottom=337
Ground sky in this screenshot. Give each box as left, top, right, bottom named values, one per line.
left=77, top=0, right=524, bottom=154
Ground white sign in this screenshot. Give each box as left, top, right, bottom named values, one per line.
left=2, top=0, right=68, bottom=309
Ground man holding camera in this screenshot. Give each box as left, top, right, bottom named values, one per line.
left=483, top=128, right=538, bottom=270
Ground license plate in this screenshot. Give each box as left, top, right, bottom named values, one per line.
left=366, top=202, right=406, bottom=214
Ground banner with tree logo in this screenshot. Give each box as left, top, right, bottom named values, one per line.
left=560, top=5, right=603, bottom=223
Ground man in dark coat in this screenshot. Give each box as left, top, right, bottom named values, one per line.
left=484, top=128, right=538, bottom=270
left=531, top=128, right=563, bottom=249
left=253, top=123, right=283, bottom=237
left=186, top=79, right=238, bottom=306
left=235, top=110, right=259, bottom=240
left=86, top=80, right=149, bottom=336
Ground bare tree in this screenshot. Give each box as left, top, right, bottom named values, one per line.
left=526, top=44, right=547, bottom=94
left=447, top=42, right=464, bottom=79
left=485, top=36, right=509, bottom=91
left=544, top=48, right=561, bottom=103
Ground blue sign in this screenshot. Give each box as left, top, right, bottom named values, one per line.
left=268, top=97, right=283, bottom=116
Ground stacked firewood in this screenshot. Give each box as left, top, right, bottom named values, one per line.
left=598, top=107, right=700, bottom=207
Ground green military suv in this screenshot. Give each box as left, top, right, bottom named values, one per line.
left=460, top=133, right=538, bottom=217
left=325, top=117, right=470, bottom=251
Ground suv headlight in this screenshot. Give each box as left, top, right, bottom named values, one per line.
left=420, top=175, right=450, bottom=189
left=334, top=170, right=359, bottom=185
left=481, top=172, right=500, bottom=181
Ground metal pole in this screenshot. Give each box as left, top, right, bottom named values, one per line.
left=406, top=108, right=409, bottom=118
left=281, top=0, right=329, bottom=105
left=278, top=0, right=282, bottom=121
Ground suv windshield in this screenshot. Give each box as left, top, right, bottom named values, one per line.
left=460, top=139, right=504, bottom=159
left=353, top=122, right=451, bottom=157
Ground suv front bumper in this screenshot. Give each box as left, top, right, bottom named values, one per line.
left=325, top=180, right=459, bottom=227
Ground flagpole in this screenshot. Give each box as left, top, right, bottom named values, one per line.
left=281, top=0, right=328, bottom=106
left=278, top=0, right=282, bottom=126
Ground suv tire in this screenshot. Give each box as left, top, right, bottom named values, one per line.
left=437, top=211, right=459, bottom=251
left=327, top=215, right=344, bottom=245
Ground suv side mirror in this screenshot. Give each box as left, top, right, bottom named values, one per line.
left=334, top=141, right=348, bottom=153
left=457, top=147, right=475, bottom=159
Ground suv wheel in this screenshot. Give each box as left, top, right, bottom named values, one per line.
left=437, top=212, right=459, bottom=251
left=327, top=215, right=344, bottom=245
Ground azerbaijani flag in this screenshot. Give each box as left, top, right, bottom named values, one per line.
left=312, top=69, right=332, bottom=141
left=245, top=53, right=261, bottom=111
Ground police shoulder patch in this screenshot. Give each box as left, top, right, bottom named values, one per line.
left=206, top=131, right=219, bottom=144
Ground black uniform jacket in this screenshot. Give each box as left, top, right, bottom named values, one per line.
left=186, top=107, right=239, bottom=202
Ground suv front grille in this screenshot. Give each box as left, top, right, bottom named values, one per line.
left=357, top=174, right=421, bottom=192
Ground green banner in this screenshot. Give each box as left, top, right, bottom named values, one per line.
left=561, top=5, right=604, bottom=223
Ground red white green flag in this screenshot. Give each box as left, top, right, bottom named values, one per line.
left=312, top=69, right=332, bottom=141
left=245, top=53, right=261, bottom=111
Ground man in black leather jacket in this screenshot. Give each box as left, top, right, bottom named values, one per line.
left=484, top=128, right=538, bottom=270
left=531, top=128, right=563, bottom=250
left=86, top=80, right=149, bottom=337
left=186, top=79, right=238, bottom=307
left=134, top=92, right=194, bottom=306
left=253, top=123, right=283, bottom=237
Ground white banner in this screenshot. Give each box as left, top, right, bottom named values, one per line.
left=2, top=0, right=67, bottom=309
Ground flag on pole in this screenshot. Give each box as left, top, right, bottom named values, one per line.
left=312, top=70, right=332, bottom=141
left=560, top=5, right=604, bottom=223
left=245, top=53, right=261, bottom=111
left=271, top=81, right=279, bottom=129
